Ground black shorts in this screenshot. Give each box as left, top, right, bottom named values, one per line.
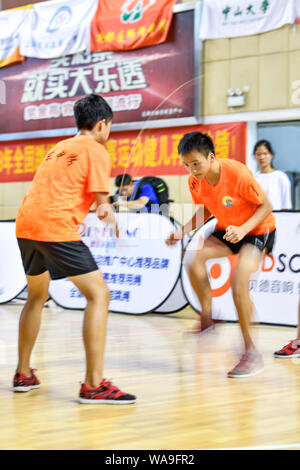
left=17, top=238, right=98, bottom=280
left=211, top=230, right=276, bottom=255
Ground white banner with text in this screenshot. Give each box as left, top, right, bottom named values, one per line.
left=200, top=0, right=295, bottom=39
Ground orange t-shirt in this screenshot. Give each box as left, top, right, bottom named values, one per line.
left=188, top=159, right=276, bottom=236
left=16, top=135, right=111, bottom=242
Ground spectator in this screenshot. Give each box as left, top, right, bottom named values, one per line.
left=113, top=173, right=160, bottom=212
left=254, top=140, right=292, bottom=210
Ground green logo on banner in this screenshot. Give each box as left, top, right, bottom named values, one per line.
left=121, top=0, right=156, bottom=24
left=222, top=1, right=271, bottom=22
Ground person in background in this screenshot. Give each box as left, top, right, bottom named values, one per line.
left=254, top=140, right=292, bottom=210
left=113, top=173, right=159, bottom=212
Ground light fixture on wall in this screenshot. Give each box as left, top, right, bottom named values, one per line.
left=227, top=86, right=249, bottom=107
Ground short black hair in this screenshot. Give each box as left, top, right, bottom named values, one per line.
left=73, top=94, right=113, bottom=130
left=178, top=132, right=215, bottom=158
left=115, top=174, right=132, bottom=187
left=253, top=139, right=274, bottom=155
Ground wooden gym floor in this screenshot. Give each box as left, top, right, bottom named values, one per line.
left=0, top=301, right=300, bottom=450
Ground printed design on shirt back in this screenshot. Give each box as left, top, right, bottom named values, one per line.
left=45, top=149, right=78, bottom=166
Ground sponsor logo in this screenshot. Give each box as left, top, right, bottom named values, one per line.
left=80, top=223, right=140, bottom=240
left=208, top=255, right=238, bottom=297
left=262, top=253, right=300, bottom=274
left=47, top=6, right=72, bottom=33
left=120, top=0, right=156, bottom=24
left=222, top=195, right=234, bottom=207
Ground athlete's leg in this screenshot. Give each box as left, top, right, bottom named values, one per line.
left=188, top=235, right=233, bottom=329
left=230, top=243, right=264, bottom=353
left=68, top=270, right=110, bottom=388
left=17, top=271, right=50, bottom=376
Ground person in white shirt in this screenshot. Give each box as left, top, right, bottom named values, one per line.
left=254, top=140, right=292, bottom=210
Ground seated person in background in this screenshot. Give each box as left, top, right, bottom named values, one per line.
left=113, top=173, right=160, bottom=212
left=254, top=139, right=292, bottom=210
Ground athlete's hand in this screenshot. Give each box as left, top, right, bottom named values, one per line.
left=166, top=229, right=184, bottom=246
left=112, top=197, right=127, bottom=208
left=224, top=225, right=246, bottom=244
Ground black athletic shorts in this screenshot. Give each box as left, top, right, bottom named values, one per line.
left=211, top=230, right=276, bottom=255
left=17, top=238, right=98, bottom=280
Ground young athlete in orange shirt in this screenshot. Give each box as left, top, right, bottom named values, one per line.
left=166, top=132, right=276, bottom=378
left=13, top=94, right=136, bottom=404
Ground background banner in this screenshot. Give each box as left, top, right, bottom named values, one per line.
left=108, top=122, right=247, bottom=177
left=19, top=0, right=98, bottom=59
left=200, top=0, right=295, bottom=39
left=0, top=221, right=26, bottom=304
left=296, top=0, right=300, bottom=22
left=0, top=6, right=31, bottom=68
left=0, top=122, right=246, bottom=182
left=1, top=212, right=299, bottom=324
left=182, top=212, right=300, bottom=326
left=49, top=212, right=182, bottom=314
left=91, top=0, right=176, bottom=51
left=0, top=8, right=196, bottom=135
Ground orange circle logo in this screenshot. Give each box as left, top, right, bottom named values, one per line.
left=209, top=255, right=238, bottom=297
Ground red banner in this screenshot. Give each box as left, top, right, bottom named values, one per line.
left=108, top=123, right=247, bottom=177
left=91, top=0, right=176, bottom=52
left=0, top=123, right=246, bottom=182
left=0, top=138, right=58, bottom=182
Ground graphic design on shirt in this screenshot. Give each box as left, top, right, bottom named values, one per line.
left=45, top=149, right=78, bottom=166
left=222, top=195, right=233, bottom=207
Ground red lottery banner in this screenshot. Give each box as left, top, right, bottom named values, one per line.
left=0, top=123, right=246, bottom=182
left=91, top=0, right=176, bottom=52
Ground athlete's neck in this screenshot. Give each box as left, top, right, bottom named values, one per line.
left=205, top=160, right=221, bottom=186
left=78, top=130, right=96, bottom=140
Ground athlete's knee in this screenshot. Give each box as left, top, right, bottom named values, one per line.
left=188, top=259, right=207, bottom=281
left=27, top=289, right=48, bottom=305
left=85, top=282, right=110, bottom=304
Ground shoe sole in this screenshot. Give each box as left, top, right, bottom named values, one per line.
left=77, top=398, right=136, bottom=404
left=12, top=384, right=41, bottom=392
left=227, top=366, right=264, bottom=378
left=274, top=353, right=300, bottom=358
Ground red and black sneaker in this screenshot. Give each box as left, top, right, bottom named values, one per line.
left=274, top=340, right=300, bottom=358
left=78, top=379, right=136, bottom=405
left=12, top=369, right=40, bottom=392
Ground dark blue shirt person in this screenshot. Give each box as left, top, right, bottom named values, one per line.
left=114, top=174, right=159, bottom=213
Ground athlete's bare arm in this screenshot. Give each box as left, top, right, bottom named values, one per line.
left=224, top=197, right=273, bottom=243
left=166, top=206, right=211, bottom=245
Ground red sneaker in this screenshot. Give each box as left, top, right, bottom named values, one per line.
left=12, top=369, right=40, bottom=392
left=274, top=340, right=300, bottom=358
left=78, top=379, right=136, bottom=405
